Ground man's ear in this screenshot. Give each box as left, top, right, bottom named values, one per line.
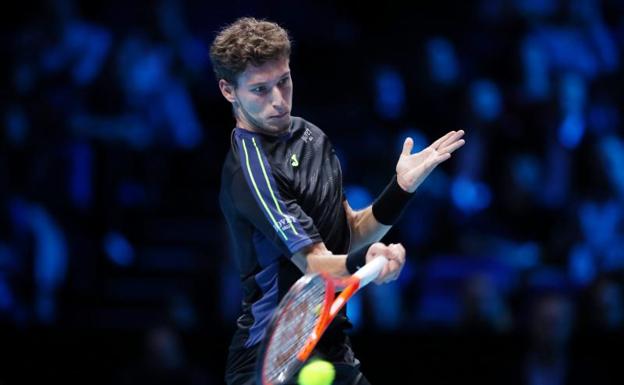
left=219, top=79, right=237, bottom=103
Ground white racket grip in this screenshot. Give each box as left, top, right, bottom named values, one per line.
left=353, top=255, right=388, bottom=288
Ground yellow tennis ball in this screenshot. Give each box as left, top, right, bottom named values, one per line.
left=298, top=359, right=335, bottom=385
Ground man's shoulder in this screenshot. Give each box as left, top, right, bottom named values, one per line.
left=220, top=150, right=242, bottom=188
left=218, top=151, right=247, bottom=216
left=291, top=116, right=327, bottom=138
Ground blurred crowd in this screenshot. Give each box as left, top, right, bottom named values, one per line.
left=2, top=0, right=624, bottom=384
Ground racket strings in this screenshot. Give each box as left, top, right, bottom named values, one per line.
left=263, top=278, right=326, bottom=383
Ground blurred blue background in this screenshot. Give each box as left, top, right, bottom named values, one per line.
left=2, top=0, right=624, bottom=384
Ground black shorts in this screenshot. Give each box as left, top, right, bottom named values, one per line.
left=225, top=329, right=371, bottom=385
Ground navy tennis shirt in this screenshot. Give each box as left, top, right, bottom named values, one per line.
left=219, top=116, right=352, bottom=349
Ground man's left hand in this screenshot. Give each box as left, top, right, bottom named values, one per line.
left=396, top=130, right=465, bottom=193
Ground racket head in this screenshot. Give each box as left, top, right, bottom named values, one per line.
left=256, top=272, right=335, bottom=385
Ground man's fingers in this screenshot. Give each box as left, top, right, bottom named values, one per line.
left=431, top=131, right=456, bottom=150
left=382, top=260, right=401, bottom=282
left=434, top=153, right=452, bottom=165
left=387, top=243, right=405, bottom=263
left=439, top=130, right=465, bottom=150
left=436, top=130, right=464, bottom=151
left=390, top=243, right=406, bottom=256
left=375, top=263, right=393, bottom=284
left=369, top=243, right=406, bottom=284
left=385, top=244, right=405, bottom=281
left=439, top=136, right=466, bottom=154
left=388, top=260, right=401, bottom=278
left=402, top=137, right=414, bottom=156
left=440, top=139, right=465, bottom=155
left=376, top=260, right=405, bottom=283
left=367, top=242, right=387, bottom=256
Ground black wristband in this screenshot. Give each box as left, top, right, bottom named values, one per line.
left=371, top=175, right=414, bottom=225
left=346, top=249, right=367, bottom=274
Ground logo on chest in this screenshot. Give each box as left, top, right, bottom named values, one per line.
left=302, top=128, right=314, bottom=143
left=290, top=153, right=299, bottom=167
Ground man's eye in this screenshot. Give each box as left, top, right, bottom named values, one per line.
left=252, top=86, right=266, bottom=93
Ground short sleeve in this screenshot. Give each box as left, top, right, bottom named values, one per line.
left=230, top=136, right=322, bottom=256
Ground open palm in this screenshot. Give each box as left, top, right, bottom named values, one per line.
left=396, top=130, right=465, bottom=193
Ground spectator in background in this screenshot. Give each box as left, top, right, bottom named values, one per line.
left=586, top=276, right=624, bottom=333
left=450, top=79, right=499, bottom=217
left=115, top=323, right=212, bottom=385
left=155, top=0, right=209, bottom=78
left=6, top=198, right=68, bottom=325
left=70, top=32, right=204, bottom=149
left=41, top=0, right=112, bottom=87
left=567, top=134, right=624, bottom=287
left=507, top=292, right=609, bottom=385
left=459, top=273, right=513, bottom=334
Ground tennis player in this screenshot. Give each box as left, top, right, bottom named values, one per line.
left=211, top=17, right=465, bottom=385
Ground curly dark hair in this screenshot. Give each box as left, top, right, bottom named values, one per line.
left=209, top=17, right=291, bottom=86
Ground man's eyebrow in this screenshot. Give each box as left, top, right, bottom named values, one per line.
left=248, top=72, right=291, bottom=88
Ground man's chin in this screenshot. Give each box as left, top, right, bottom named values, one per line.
left=264, top=117, right=291, bottom=134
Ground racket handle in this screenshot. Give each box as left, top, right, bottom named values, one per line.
left=353, top=255, right=388, bottom=287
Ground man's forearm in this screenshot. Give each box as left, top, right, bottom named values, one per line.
left=292, top=242, right=350, bottom=276
left=349, top=206, right=391, bottom=253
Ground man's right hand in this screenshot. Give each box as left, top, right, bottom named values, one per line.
left=365, top=242, right=406, bottom=284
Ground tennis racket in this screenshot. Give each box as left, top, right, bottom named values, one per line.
left=256, top=255, right=388, bottom=385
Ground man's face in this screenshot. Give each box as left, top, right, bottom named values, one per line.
left=220, top=57, right=293, bottom=135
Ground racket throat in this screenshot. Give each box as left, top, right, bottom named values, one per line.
left=330, top=281, right=360, bottom=318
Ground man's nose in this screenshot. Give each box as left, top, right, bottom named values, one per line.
left=271, top=87, right=286, bottom=110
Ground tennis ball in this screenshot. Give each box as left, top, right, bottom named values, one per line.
left=298, top=359, right=335, bottom=385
